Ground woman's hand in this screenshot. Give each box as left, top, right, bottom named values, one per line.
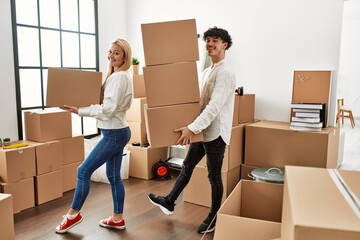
left=61, top=105, right=79, bottom=114
left=174, top=127, right=194, bottom=145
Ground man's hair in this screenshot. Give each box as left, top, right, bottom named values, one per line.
left=203, top=27, right=233, bottom=50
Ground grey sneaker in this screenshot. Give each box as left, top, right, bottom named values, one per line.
left=197, top=215, right=216, bottom=234
left=148, top=193, right=174, bottom=215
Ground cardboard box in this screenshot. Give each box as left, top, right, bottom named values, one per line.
left=143, top=62, right=200, bottom=107
left=282, top=166, right=360, bottom=240
left=0, top=194, right=14, bottom=240
left=58, top=135, right=85, bottom=165
left=126, top=98, right=147, bottom=122
left=141, top=19, right=199, bottom=66
left=128, top=121, right=147, bottom=145
left=0, top=145, right=36, bottom=182
left=144, top=103, right=203, bottom=148
left=24, top=108, right=72, bottom=142
left=197, top=124, right=247, bottom=171
left=214, top=180, right=283, bottom=240
left=1, top=177, right=35, bottom=214
left=46, top=67, right=102, bottom=107
left=233, top=94, right=239, bottom=126
left=133, top=75, right=146, bottom=98
left=62, top=161, right=82, bottom=192
left=238, top=94, right=255, bottom=124
left=27, top=140, right=62, bottom=175
left=183, top=165, right=240, bottom=208
left=291, top=70, right=332, bottom=124
left=127, top=145, right=168, bottom=180
left=35, top=170, right=63, bottom=205
left=244, top=120, right=339, bottom=168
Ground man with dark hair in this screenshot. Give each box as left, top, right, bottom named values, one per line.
left=148, top=26, right=235, bottom=234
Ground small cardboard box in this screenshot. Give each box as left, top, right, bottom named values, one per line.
left=35, top=170, right=63, bottom=205
left=282, top=166, right=360, bottom=240
left=133, top=75, right=146, bottom=98
left=0, top=194, right=14, bottom=240
left=62, top=160, right=82, bottom=192
left=27, top=140, right=62, bottom=175
left=183, top=165, right=240, bottom=208
left=46, top=67, right=102, bottom=107
left=24, top=108, right=72, bottom=142
left=127, top=145, right=168, bottom=180
left=244, top=120, right=339, bottom=168
left=144, top=103, right=203, bottom=148
left=197, top=124, right=247, bottom=171
left=238, top=94, right=255, bottom=124
left=141, top=19, right=199, bottom=66
left=128, top=121, right=147, bottom=145
left=213, top=180, right=283, bottom=240
left=126, top=98, right=147, bottom=122
left=143, top=62, right=200, bottom=107
left=58, top=135, right=85, bottom=165
left=0, top=145, right=36, bottom=182
left=1, top=177, right=35, bottom=214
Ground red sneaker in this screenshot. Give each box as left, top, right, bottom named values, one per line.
left=99, top=216, right=126, bottom=230
left=55, top=212, right=83, bottom=233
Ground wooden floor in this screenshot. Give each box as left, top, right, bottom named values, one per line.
left=14, top=171, right=214, bottom=240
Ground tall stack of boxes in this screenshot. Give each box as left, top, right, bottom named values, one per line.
left=141, top=19, right=203, bottom=148
left=183, top=92, right=256, bottom=207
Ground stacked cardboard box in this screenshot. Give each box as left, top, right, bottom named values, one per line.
left=141, top=19, right=203, bottom=148
left=0, top=194, right=14, bottom=239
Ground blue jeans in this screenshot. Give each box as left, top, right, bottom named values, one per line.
left=71, top=127, right=131, bottom=214
left=167, top=136, right=226, bottom=217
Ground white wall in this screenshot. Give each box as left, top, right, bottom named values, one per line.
left=126, top=0, right=344, bottom=126
left=0, top=0, right=347, bottom=140
left=338, top=0, right=360, bottom=118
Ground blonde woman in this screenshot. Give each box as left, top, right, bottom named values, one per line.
left=56, top=38, right=133, bottom=233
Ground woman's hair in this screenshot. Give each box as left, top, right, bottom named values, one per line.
left=105, top=38, right=132, bottom=79
left=203, top=27, right=233, bottom=50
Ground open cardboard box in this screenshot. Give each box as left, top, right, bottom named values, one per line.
left=214, top=179, right=283, bottom=240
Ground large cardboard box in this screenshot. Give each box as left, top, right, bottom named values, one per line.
left=141, top=19, right=199, bottom=66
left=282, top=166, right=360, bottom=240
left=0, top=194, right=14, bottom=240
left=24, top=108, right=72, bottom=142
left=62, top=161, right=82, bottom=192
left=46, top=67, right=102, bottom=107
left=183, top=165, right=240, bottom=208
left=240, top=164, right=257, bottom=180
left=144, top=103, right=203, bottom=148
left=128, top=121, right=147, bottom=145
left=143, top=62, right=200, bottom=107
left=244, top=120, right=339, bottom=168
left=126, top=98, right=147, bottom=122
left=1, top=177, right=35, bottom=214
left=238, top=94, right=255, bottom=124
left=133, top=75, right=146, bottom=98
left=0, top=145, right=36, bottom=182
left=214, top=180, right=283, bottom=240
left=35, top=170, right=63, bottom=205
left=197, top=124, right=247, bottom=171
left=127, top=145, right=168, bottom=180
left=27, top=140, right=62, bottom=175
left=58, top=135, right=85, bottom=165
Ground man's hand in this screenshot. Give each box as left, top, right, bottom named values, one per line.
left=174, top=127, right=194, bottom=145
left=60, top=105, right=79, bottom=114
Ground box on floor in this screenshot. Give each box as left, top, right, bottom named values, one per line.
left=62, top=161, right=83, bottom=192
left=214, top=179, right=283, bottom=240
left=281, top=166, right=360, bottom=240
left=35, top=170, right=63, bottom=205
left=0, top=194, right=14, bottom=240
left=24, top=108, right=72, bottom=142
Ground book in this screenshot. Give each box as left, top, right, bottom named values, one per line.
left=290, top=121, right=323, bottom=128
left=292, top=108, right=320, bottom=113
left=295, top=112, right=320, bottom=118
left=290, top=103, right=325, bottom=110
left=291, top=116, right=321, bottom=123
left=290, top=125, right=322, bottom=132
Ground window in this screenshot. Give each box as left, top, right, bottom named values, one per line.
left=11, top=0, right=99, bottom=139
